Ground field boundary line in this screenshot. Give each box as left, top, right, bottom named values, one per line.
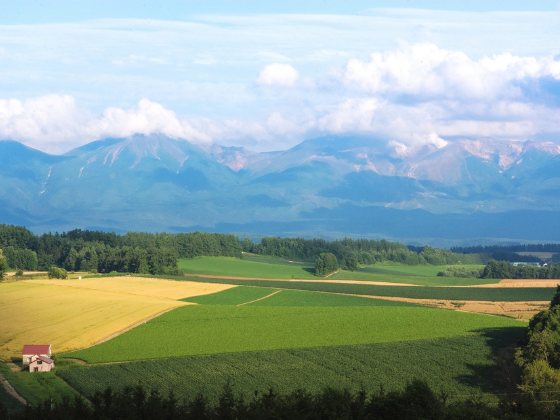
left=0, top=371, right=27, bottom=405
left=237, top=290, right=282, bottom=306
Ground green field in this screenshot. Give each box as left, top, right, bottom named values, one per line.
left=58, top=330, right=523, bottom=404
left=65, top=285, right=524, bottom=363
left=0, top=363, right=81, bottom=407
left=328, top=270, right=496, bottom=286
left=179, top=257, right=495, bottom=286
left=180, top=277, right=556, bottom=301
left=179, top=256, right=316, bottom=279
left=184, top=287, right=416, bottom=307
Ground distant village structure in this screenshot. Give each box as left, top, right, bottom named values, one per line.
left=22, top=344, right=55, bottom=372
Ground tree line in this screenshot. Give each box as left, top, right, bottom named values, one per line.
left=480, top=261, right=560, bottom=279
left=0, top=224, right=242, bottom=275
left=4, top=379, right=560, bottom=419
left=248, top=237, right=486, bottom=266
left=452, top=243, right=560, bottom=254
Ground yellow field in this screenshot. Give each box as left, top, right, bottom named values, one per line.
left=0, top=278, right=235, bottom=360
left=30, top=277, right=235, bottom=300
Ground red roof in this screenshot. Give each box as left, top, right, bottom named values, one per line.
left=22, top=345, right=50, bottom=355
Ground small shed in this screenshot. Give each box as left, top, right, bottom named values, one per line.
left=22, top=344, right=52, bottom=364
left=28, top=355, right=55, bottom=373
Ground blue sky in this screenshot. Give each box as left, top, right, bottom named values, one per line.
left=2, top=1, right=560, bottom=153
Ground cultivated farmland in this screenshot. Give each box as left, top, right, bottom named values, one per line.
left=59, top=332, right=523, bottom=404
left=65, top=287, right=524, bottom=363
left=175, top=276, right=557, bottom=302
left=0, top=278, right=232, bottom=359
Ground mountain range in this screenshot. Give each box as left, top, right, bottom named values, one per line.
left=2, top=134, right=560, bottom=245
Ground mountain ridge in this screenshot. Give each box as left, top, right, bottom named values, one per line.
left=2, top=134, right=560, bottom=242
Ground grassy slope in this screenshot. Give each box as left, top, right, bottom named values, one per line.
left=0, top=370, right=24, bottom=414
left=59, top=330, right=523, bottom=404
left=179, top=256, right=316, bottom=279
left=65, top=296, right=523, bottom=363
left=180, top=276, right=556, bottom=301
left=179, top=257, right=497, bottom=286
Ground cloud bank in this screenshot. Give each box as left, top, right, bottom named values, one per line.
left=3, top=43, right=560, bottom=154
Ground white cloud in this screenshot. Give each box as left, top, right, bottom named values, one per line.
left=343, top=43, right=560, bottom=101
left=0, top=96, right=211, bottom=153
left=255, top=63, right=299, bottom=88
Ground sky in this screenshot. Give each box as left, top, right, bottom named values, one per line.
left=2, top=1, right=560, bottom=154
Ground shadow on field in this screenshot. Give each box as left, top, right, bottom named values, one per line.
left=456, top=326, right=525, bottom=395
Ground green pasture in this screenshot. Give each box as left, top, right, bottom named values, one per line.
left=184, top=287, right=414, bottom=307
left=179, top=257, right=493, bottom=286
left=59, top=330, right=524, bottom=404
left=181, top=277, right=556, bottom=301
left=179, top=256, right=315, bottom=279
left=64, top=300, right=523, bottom=363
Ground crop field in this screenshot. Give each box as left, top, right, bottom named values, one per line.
left=31, top=277, right=236, bottom=300
left=59, top=330, right=523, bottom=404
left=183, top=287, right=416, bottom=307
left=365, top=264, right=486, bottom=277
left=180, top=276, right=557, bottom=301
left=64, top=287, right=524, bottom=363
left=0, top=278, right=231, bottom=359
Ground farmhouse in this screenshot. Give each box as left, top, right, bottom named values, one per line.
left=22, top=344, right=51, bottom=364
left=28, top=355, right=55, bottom=372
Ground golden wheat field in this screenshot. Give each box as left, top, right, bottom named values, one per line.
left=0, top=278, right=235, bottom=359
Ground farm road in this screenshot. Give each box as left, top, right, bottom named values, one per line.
left=0, top=371, right=26, bottom=405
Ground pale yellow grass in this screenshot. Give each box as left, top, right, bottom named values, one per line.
left=29, top=277, right=235, bottom=300
left=0, top=278, right=235, bottom=360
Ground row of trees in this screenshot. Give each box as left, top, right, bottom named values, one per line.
left=452, top=243, right=560, bottom=254
left=6, top=380, right=560, bottom=419
left=481, top=261, right=560, bottom=279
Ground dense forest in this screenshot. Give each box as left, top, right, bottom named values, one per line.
left=0, top=224, right=492, bottom=276
left=480, top=260, right=560, bottom=279
left=0, top=224, right=242, bottom=275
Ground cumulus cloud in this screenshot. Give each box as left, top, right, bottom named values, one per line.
left=343, top=43, right=560, bottom=102
left=255, top=63, right=299, bottom=87
left=0, top=96, right=211, bottom=153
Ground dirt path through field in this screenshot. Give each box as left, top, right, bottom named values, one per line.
left=237, top=290, right=282, bottom=306
left=0, top=371, right=26, bottom=405
left=183, top=273, right=417, bottom=286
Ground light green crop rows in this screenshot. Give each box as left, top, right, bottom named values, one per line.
left=65, top=303, right=523, bottom=363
